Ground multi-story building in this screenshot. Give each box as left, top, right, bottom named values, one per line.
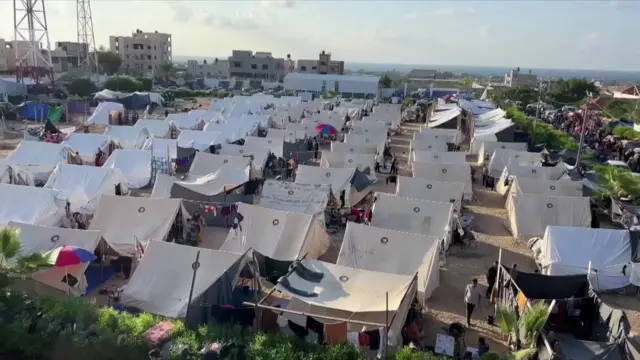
left=295, top=50, right=345, bottom=75
left=0, top=38, right=74, bottom=73
left=504, top=68, right=538, bottom=87
left=55, top=41, right=89, bottom=69
left=109, top=29, right=172, bottom=75
left=228, top=50, right=285, bottom=81
left=186, top=59, right=230, bottom=78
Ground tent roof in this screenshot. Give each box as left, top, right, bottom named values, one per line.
left=10, top=221, right=100, bottom=257
left=121, top=241, right=246, bottom=318
left=88, top=195, right=181, bottom=255
left=0, top=184, right=64, bottom=226
left=295, top=165, right=355, bottom=196
left=258, top=180, right=330, bottom=215
left=7, top=140, right=71, bottom=167
left=502, top=265, right=589, bottom=300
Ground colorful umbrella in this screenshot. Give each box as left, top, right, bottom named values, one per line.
left=45, top=246, right=96, bottom=267
left=315, top=123, right=337, bottom=135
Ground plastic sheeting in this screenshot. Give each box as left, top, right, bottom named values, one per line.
left=412, top=162, right=473, bottom=200
left=102, top=149, right=152, bottom=189
left=258, top=180, right=330, bottom=216
left=371, top=192, right=454, bottom=242
left=44, top=164, right=128, bottom=214
left=0, top=160, right=35, bottom=186
left=10, top=222, right=100, bottom=296
left=539, top=227, right=632, bottom=291
left=428, top=108, right=461, bottom=128
left=395, top=176, right=465, bottom=212
left=220, top=203, right=330, bottom=261
left=174, top=153, right=250, bottom=196
left=7, top=141, right=71, bottom=182
left=506, top=193, right=591, bottom=240
left=0, top=184, right=65, bottom=226
left=338, top=222, right=440, bottom=302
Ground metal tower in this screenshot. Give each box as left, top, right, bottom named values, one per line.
left=13, top=0, right=54, bottom=84
left=76, top=0, right=99, bottom=80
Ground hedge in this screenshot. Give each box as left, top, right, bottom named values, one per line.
left=505, top=106, right=579, bottom=151
left=0, top=290, right=452, bottom=360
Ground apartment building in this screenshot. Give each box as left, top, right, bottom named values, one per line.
left=505, top=68, right=538, bottom=87
left=109, top=29, right=172, bottom=75
left=0, top=38, right=74, bottom=73
left=296, top=59, right=318, bottom=73
left=228, top=50, right=285, bottom=81
left=295, top=50, right=345, bottom=75
left=186, top=59, right=230, bottom=78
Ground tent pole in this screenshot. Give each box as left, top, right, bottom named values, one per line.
left=248, top=302, right=388, bottom=328
left=385, top=291, right=389, bottom=360
left=184, top=250, right=201, bottom=322
left=587, top=260, right=592, bottom=289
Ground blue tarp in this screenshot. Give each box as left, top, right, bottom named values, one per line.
left=458, top=99, right=495, bottom=116
left=21, top=102, right=49, bottom=120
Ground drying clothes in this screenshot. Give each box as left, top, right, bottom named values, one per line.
left=324, top=322, right=347, bottom=345
left=347, top=332, right=360, bottom=347
left=306, top=317, right=324, bottom=343
left=517, top=291, right=527, bottom=313
left=358, top=332, right=370, bottom=346
left=365, top=329, right=381, bottom=350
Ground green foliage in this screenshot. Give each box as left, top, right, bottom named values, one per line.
left=547, top=78, right=599, bottom=105
left=0, top=226, right=50, bottom=279
left=605, top=100, right=640, bottom=123
left=95, top=51, right=123, bottom=75
left=322, top=91, right=339, bottom=99
left=104, top=76, right=142, bottom=93
left=379, top=73, right=393, bottom=88
left=495, top=302, right=549, bottom=360
left=0, top=290, right=452, bottom=360
left=505, top=106, right=579, bottom=150
left=612, top=125, right=640, bottom=140
left=489, top=87, right=538, bottom=108
left=158, top=62, right=176, bottom=81
left=403, top=98, right=416, bottom=109
left=135, top=77, right=153, bottom=92
left=66, top=78, right=99, bottom=98
left=593, top=164, right=640, bottom=203
left=459, top=76, right=473, bottom=89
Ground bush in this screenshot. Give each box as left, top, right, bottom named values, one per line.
left=0, top=291, right=449, bottom=360
left=505, top=106, right=579, bottom=150
left=612, top=125, right=640, bottom=140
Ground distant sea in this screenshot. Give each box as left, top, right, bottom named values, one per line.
left=173, top=55, right=640, bottom=82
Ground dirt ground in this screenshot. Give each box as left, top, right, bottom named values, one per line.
left=1, top=101, right=639, bottom=350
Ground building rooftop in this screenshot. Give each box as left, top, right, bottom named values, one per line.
left=284, top=73, right=380, bottom=83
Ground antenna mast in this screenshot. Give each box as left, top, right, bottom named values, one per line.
left=76, top=0, right=99, bottom=80
left=13, top=0, right=54, bottom=84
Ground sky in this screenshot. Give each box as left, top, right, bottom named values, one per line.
left=1, top=0, right=639, bottom=71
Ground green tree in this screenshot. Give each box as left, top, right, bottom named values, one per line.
left=495, top=301, right=550, bottom=360
left=548, top=78, right=599, bottom=105
left=135, top=77, right=153, bottom=91
left=93, top=49, right=122, bottom=75
left=379, top=73, right=393, bottom=88
left=157, top=62, right=176, bottom=82
left=104, top=76, right=141, bottom=92
left=65, top=78, right=98, bottom=97
left=459, top=76, right=473, bottom=89
left=593, top=164, right=640, bottom=203
left=0, top=227, right=50, bottom=288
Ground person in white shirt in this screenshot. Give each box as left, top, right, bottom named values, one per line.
left=464, top=278, right=482, bottom=326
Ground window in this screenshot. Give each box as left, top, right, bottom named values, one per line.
left=154, top=55, right=157, bottom=60
left=233, top=62, right=242, bottom=68
left=154, top=45, right=156, bottom=50
left=320, top=61, right=327, bottom=66
left=301, top=66, right=307, bottom=71
left=147, top=45, right=151, bottom=50
left=334, top=81, right=339, bottom=92
left=312, top=66, right=317, bottom=70
left=147, top=55, right=151, bottom=60
left=207, top=72, right=211, bottom=76
left=148, top=65, right=152, bottom=70
left=251, top=64, right=257, bottom=70
left=262, top=64, right=268, bottom=70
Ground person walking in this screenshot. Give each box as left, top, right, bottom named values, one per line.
left=464, top=278, right=482, bottom=327
left=313, top=140, right=319, bottom=160
left=486, top=261, right=498, bottom=299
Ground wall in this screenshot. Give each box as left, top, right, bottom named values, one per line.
left=228, top=50, right=285, bottom=81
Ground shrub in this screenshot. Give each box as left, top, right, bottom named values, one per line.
left=505, top=106, right=579, bottom=150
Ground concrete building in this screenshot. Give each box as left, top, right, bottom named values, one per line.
left=228, top=50, right=285, bottom=81
left=283, top=73, right=379, bottom=98
left=186, top=59, right=230, bottom=78
left=505, top=68, right=538, bottom=87
left=0, top=38, right=76, bottom=73
left=296, top=50, right=344, bottom=75
left=109, top=29, right=172, bottom=75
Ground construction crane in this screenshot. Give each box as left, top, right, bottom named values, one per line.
left=76, top=0, right=99, bottom=81
left=13, top=0, right=54, bottom=85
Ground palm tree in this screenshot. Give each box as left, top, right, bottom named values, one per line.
left=0, top=227, right=50, bottom=288
left=594, top=164, right=640, bottom=203
left=493, top=301, right=551, bottom=360
left=158, top=61, right=176, bottom=83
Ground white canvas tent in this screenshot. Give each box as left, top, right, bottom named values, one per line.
left=7, top=141, right=72, bottom=182
left=395, top=176, right=465, bottom=212
left=266, top=128, right=305, bottom=142
left=473, top=140, right=527, bottom=158
left=143, top=138, right=177, bottom=159
left=506, top=194, right=591, bottom=240
left=320, top=152, right=376, bottom=177
left=174, top=153, right=251, bottom=196
left=258, top=180, right=330, bottom=216
left=412, top=150, right=466, bottom=165
left=371, top=193, right=454, bottom=243
left=177, top=130, right=222, bottom=151
left=410, top=139, right=449, bottom=152
left=88, top=102, right=124, bottom=125
left=509, top=178, right=583, bottom=198
left=0, top=184, right=65, bottom=226
left=330, top=142, right=378, bottom=155
left=295, top=165, right=356, bottom=207
left=120, top=241, right=247, bottom=318
left=44, top=164, right=128, bottom=214
left=218, top=144, right=268, bottom=177
left=271, top=259, right=416, bottom=339
left=412, top=162, right=473, bottom=200
left=165, top=113, right=202, bottom=130
left=244, top=136, right=284, bottom=158
left=220, top=203, right=330, bottom=261
left=10, top=221, right=100, bottom=296
left=416, top=128, right=462, bottom=144
left=104, top=125, right=150, bottom=149
left=89, top=195, right=182, bottom=255
left=487, top=149, right=542, bottom=177
left=135, top=119, right=171, bottom=138
left=338, top=222, right=440, bottom=302
left=61, top=133, right=111, bottom=164
left=537, top=226, right=632, bottom=291
left=496, top=165, right=568, bottom=195
left=343, top=134, right=386, bottom=154
left=102, top=149, right=152, bottom=189
left=0, top=159, right=35, bottom=186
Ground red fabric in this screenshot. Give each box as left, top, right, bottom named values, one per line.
left=352, top=208, right=362, bottom=217
left=358, top=332, right=370, bottom=346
